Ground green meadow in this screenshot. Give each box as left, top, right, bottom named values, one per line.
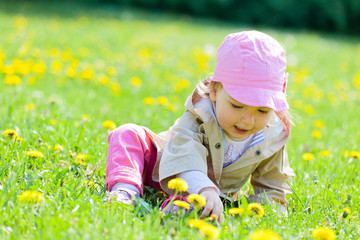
left=0, top=2, right=359, bottom=239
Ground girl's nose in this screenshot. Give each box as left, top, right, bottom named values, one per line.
left=240, top=111, right=254, bottom=127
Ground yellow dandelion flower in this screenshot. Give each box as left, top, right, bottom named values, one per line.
left=188, top=219, right=206, bottom=229
left=54, top=144, right=63, bottom=152
left=166, top=103, right=176, bottom=112
left=82, top=114, right=89, bottom=120
left=187, top=194, right=206, bottom=206
left=304, top=104, right=315, bottom=115
left=354, top=73, right=360, bottom=88
left=130, top=77, right=142, bottom=87
left=75, top=160, right=87, bottom=166
left=314, top=120, right=324, bottom=128
left=343, top=208, right=351, bottom=218
left=107, top=66, right=117, bottom=76
left=50, top=119, right=57, bottom=125
left=247, top=203, right=265, bottom=217
left=199, top=224, right=219, bottom=239
left=249, top=229, right=281, bottom=240
left=24, top=103, right=35, bottom=111
left=228, top=207, right=244, bottom=215
left=102, top=120, right=116, bottom=130
left=80, top=68, right=95, bottom=80
left=4, top=75, right=21, bottom=85
left=143, top=97, right=155, bottom=105
left=312, top=130, right=322, bottom=139
left=26, top=150, right=44, bottom=158
left=174, top=200, right=190, bottom=209
left=320, top=150, right=331, bottom=157
left=75, top=154, right=88, bottom=160
left=350, top=151, right=360, bottom=158
left=98, top=75, right=110, bottom=85
left=111, top=82, right=121, bottom=96
left=67, top=67, right=77, bottom=78
left=32, top=61, right=46, bottom=74
left=51, top=60, right=62, bottom=74
left=3, top=129, right=18, bottom=139
left=18, top=190, right=43, bottom=204
left=157, top=96, right=168, bottom=105
left=311, top=227, right=335, bottom=240
left=168, top=178, right=188, bottom=192
left=174, top=78, right=190, bottom=92
left=302, top=153, right=315, bottom=161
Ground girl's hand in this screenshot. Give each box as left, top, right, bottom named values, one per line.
left=199, top=187, right=224, bottom=221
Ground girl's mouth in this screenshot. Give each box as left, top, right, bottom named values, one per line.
left=234, top=126, right=249, bottom=135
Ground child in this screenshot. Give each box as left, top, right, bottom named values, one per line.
left=105, top=30, right=295, bottom=220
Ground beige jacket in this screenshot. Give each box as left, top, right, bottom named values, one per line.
left=145, top=88, right=295, bottom=206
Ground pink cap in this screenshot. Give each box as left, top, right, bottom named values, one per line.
left=211, top=30, right=289, bottom=111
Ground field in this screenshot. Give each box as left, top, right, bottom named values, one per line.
left=0, top=1, right=359, bottom=239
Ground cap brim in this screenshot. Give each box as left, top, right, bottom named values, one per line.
left=220, top=82, right=289, bottom=112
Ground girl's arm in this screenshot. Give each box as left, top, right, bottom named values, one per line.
left=249, top=146, right=295, bottom=212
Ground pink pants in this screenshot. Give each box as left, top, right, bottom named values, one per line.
left=105, top=124, right=162, bottom=195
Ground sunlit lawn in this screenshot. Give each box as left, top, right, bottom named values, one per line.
left=0, top=1, right=359, bottom=239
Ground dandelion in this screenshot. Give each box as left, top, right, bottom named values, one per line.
left=143, top=97, right=155, bottom=105
left=320, top=150, right=331, bottom=157
left=26, top=150, right=44, bottom=158
left=67, top=67, right=77, bottom=78
left=54, top=144, right=63, bottom=152
left=312, top=130, right=322, bottom=139
left=350, top=151, right=360, bottom=158
left=303, top=153, right=315, bottom=161
left=111, top=82, right=121, bottom=96
left=314, top=120, right=324, bottom=128
left=4, top=75, right=21, bottom=85
left=249, top=229, right=281, bottom=240
left=107, top=66, right=117, bottom=76
left=82, top=114, right=89, bottom=121
left=174, top=78, right=190, bottom=92
left=3, top=129, right=18, bottom=139
left=228, top=207, right=244, bottom=215
left=247, top=203, right=265, bottom=217
left=311, top=227, right=335, bottom=240
left=199, top=224, right=219, bottom=239
left=75, top=154, right=88, bottom=160
left=102, top=120, right=116, bottom=130
left=18, top=190, right=43, bottom=204
left=355, top=73, right=360, bottom=88
left=98, top=75, right=110, bottom=85
left=75, top=160, right=86, bottom=166
left=157, top=96, right=168, bottom=105
left=50, top=119, right=57, bottom=125
left=174, top=200, right=190, bottom=209
left=342, top=207, right=351, bottom=218
left=80, top=68, right=95, bottom=80
left=168, top=178, right=188, bottom=192
left=130, top=77, right=142, bottom=87
left=25, top=103, right=35, bottom=111
left=187, top=194, right=206, bottom=207
left=188, top=219, right=206, bottom=229
left=32, top=61, right=46, bottom=75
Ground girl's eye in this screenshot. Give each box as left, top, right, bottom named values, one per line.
left=258, top=109, right=270, bottom=114
left=231, top=104, right=243, bottom=109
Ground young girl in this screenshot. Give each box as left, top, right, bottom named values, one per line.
left=105, top=30, right=295, bottom=220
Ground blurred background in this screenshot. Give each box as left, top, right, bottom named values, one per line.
left=3, top=0, right=360, bottom=35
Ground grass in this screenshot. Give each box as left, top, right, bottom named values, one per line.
left=0, top=1, right=359, bottom=239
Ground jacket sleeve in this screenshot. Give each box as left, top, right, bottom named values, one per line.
left=159, top=110, right=209, bottom=194
left=249, top=146, right=295, bottom=207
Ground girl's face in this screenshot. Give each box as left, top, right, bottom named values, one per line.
left=210, top=84, right=273, bottom=141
